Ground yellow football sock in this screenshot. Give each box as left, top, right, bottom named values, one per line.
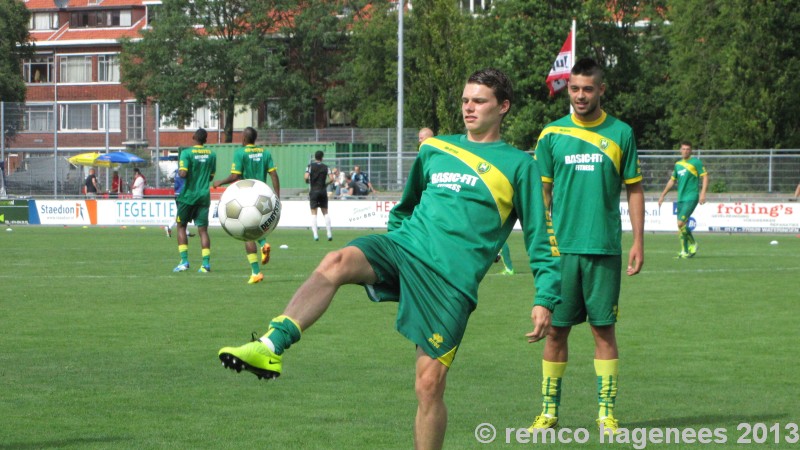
left=595, top=359, right=619, bottom=418
left=178, top=244, right=188, bottom=264
left=541, top=360, right=567, bottom=417
left=247, top=253, right=259, bottom=274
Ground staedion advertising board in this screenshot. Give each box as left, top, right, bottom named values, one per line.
left=25, top=199, right=799, bottom=233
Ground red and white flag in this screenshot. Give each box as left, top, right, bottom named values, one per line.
left=545, top=32, right=573, bottom=96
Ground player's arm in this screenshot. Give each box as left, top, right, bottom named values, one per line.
left=542, top=181, right=553, bottom=212
left=699, top=173, right=708, bottom=205
left=658, top=178, right=675, bottom=207
left=626, top=181, right=645, bottom=276
left=269, top=170, right=281, bottom=199
left=517, top=157, right=561, bottom=343
left=213, top=172, right=241, bottom=188
left=387, top=150, right=426, bottom=231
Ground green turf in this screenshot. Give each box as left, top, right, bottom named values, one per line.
left=1, top=226, right=798, bottom=449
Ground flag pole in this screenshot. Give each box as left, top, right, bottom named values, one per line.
left=569, top=18, right=576, bottom=114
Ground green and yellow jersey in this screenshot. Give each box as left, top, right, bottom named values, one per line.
left=672, top=157, right=706, bottom=202
left=230, top=144, right=276, bottom=183
left=535, top=111, right=641, bottom=255
left=178, top=145, right=217, bottom=206
left=388, top=134, right=560, bottom=310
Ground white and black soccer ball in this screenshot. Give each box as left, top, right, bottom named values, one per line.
left=217, top=179, right=281, bottom=241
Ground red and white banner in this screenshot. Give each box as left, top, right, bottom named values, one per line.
left=546, top=32, right=573, bottom=96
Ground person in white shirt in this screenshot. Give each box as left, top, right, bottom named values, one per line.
left=131, top=168, right=146, bottom=198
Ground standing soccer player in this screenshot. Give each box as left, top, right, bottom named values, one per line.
left=218, top=68, right=561, bottom=449
left=304, top=150, right=334, bottom=241
left=213, top=127, right=280, bottom=284
left=657, top=141, right=708, bottom=258
left=530, top=58, right=644, bottom=435
left=173, top=128, right=217, bottom=273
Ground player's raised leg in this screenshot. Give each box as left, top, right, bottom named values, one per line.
left=219, top=246, right=377, bottom=378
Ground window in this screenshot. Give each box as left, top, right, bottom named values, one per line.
left=29, top=12, right=59, bottom=30
left=126, top=103, right=145, bottom=141
left=60, top=104, right=92, bottom=130
left=264, top=99, right=286, bottom=128
left=146, top=4, right=160, bottom=27
left=98, top=103, right=121, bottom=130
left=160, top=105, right=220, bottom=130
left=328, top=109, right=352, bottom=127
left=459, top=0, right=493, bottom=13
left=23, top=56, right=54, bottom=83
left=70, top=9, right=131, bottom=27
left=98, top=55, right=120, bottom=82
left=59, top=56, right=92, bottom=83
left=232, top=106, right=257, bottom=130
left=23, top=105, right=55, bottom=132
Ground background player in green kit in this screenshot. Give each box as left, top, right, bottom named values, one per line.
left=213, top=127, right=281, bottom=284
left=531, top=58, right=645, bottom=435
left=657, top=141, right=708, bottom=258
left=218, top=68, right=561, bottom=450
left=173, top=128, right=217, bottom=273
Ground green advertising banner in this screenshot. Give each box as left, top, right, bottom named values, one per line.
left=0, top=199, right=30, bottom=225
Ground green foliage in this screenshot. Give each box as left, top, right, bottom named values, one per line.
left=404, top=0, right=473, bottom=135
left=710, top=179, right=727, bottom=193
left=2, top=227, right=799, bottom=448
left=0, top=0, right=32, bottom=103
left=120, top=0, right=290, bottom=142
left=665, top=0, right=800, bottom=149
left=326, top=1, right=398, bottom=128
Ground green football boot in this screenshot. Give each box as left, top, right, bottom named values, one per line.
left=219, top=339, right=282, bottom=380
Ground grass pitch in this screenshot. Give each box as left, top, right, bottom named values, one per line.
left=1, top=226, right=798, bottom=449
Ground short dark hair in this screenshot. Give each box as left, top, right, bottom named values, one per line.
left=467, top=68, right=514, bottom=114
left=315, top=150, right=324, bottom=161
left=243, top=127, right=257, bottom=145
left=193, top=128, right=208, bottom=145
left=680, top=140, right=692, bottom=148
left=571, top=58, right=604, bottom=83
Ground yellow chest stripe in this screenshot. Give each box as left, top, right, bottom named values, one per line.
left=540, top=126, right=623, bottom=174
left=676, top=160, right=699, bottom=177
left=426, top=138, right=514, bottom=225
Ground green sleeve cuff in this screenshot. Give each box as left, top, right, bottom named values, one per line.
left=533, top=296, right=559, bottom=311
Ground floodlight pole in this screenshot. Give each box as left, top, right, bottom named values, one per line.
left=396, top=1, right=404, bottom=188
left=52, top=0, right=69, bottom=196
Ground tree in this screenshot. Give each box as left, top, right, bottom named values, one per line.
left=665, top=0, right=800, bottom=149
left=0, top=0, right=32, bottom=103
left=120, top=0, right=289, bottom=142
left=326, top=1, right=398, bottom=128
left=404, top=0, right=473, bottom=135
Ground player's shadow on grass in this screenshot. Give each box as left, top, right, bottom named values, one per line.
left=0, top=437, right=126, bottom=450
left=625, top=412, right=788, bottom=428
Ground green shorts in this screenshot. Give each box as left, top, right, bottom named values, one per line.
left=349, top=234, right=474, bottom=367
left=676, top=200, right=698, bottom=224
left=176, top=202, right=210, bottom=228
left=553, top=253, right=621, bottom=327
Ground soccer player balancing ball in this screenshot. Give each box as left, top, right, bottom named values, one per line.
left=217, top=179, right=281, bottom=241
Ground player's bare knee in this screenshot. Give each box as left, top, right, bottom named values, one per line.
left=415, top=370, right=446, bottom=404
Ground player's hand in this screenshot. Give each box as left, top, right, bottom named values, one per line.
left=627, top=241, right=644, bottom=276
left=657, top=197, right=663, bottom=207
left=526, top=306, right=552, bottom=343
left=699, top=194, right=706, bottom=205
